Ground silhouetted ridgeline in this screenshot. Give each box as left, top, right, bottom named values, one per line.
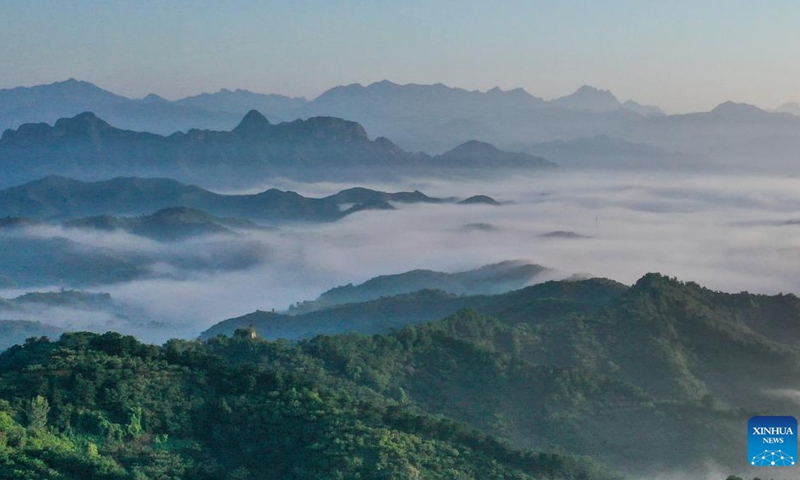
left=0, top=176, right=496, bottom=222
left=5, top=79, right=800, bottom=171
left=0, top=110, right=555, bottom=188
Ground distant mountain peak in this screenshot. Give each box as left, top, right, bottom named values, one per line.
left=292, top=116, right=370, bottom=142
left=450, top=139, right=500, bottom=154
left=437, top=140, right=557, bottom=169
left=622, top=99, right=665, bottom=116
left=548, top=85, right=666, bottom=116
left=312, top=80, right=543, bottom=108
left=54, top=78, right=95, bottom=87
left=458, top=195, right=500, bottom=206
left=142, top=93, right=167, bottom=103
left=42, top=78, right=120, bottom=95
left=562, top=85, right=619, bottom=103
left=710, top=101, right=766, bottom=116
left=233, top=109, right=271, bottom=134
left=551, top=85, right=621, bottom=112
left=575, top=85, right=614, bottom=95
left=371, top=79, right=399, bottom=88
left=53, top=111, right=112, bottom=133
left=486, top=86, right=535, bottom=99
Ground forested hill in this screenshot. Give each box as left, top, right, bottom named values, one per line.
left=202, top=276, right=625, bottom=340
left=200, top=273, right=800, bottom=478
left=0, top=332, right=621, bottom=480
left=2, top=273, right=797, bottom=478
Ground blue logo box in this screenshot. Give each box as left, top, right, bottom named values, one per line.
left=748, top=416, right=797, bottom=467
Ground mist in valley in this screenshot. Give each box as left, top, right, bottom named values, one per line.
left=3, top=170, right=800, bottom=344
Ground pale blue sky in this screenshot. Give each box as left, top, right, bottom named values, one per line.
left=1, top=1, right=798, bottom=112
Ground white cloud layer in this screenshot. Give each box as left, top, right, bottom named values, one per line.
left=3, top=171, right=800, bottom=342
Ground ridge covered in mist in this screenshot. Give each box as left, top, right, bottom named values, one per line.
left=288, top=260, right=548, bottom=314
left=0, top=175, right=493, bottom=222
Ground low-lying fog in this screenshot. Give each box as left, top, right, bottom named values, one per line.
left=3, top=171, right=800, bottom=342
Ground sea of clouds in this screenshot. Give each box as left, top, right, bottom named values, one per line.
left=3, top=170, right=800, bottom=342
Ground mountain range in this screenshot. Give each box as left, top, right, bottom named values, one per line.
left=6, top=78, right=800, bottom=171
left=0, top=176, right=495, bottom=222
left=0, top=79, right=660, bottom=136
left=0, top=110, right=555, bottom=188
left=63, top=207, right=263, bottom=241
left=0, top=178, right=501, bottom=287
left=523, top=135, right=702, bottom=170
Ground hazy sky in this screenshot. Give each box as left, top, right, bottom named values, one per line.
left=1, top=1, right=799, bottom=113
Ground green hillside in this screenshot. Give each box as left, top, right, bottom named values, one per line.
left=205, top=274, right=800, bottom=477
left=205, top=277, right=626, bottom=340
left=0, top=332, right=621, bottom=480
left=3, top=274, right=796, bottom=479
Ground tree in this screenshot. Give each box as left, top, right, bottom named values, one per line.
left=26, top=395, right=50, bottom=432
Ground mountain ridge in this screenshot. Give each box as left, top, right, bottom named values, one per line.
left=0, top=111, right=556, bottom=187
left=0, top=175, right=496, bottom=222
left=7, top=79, right=800, bottom=170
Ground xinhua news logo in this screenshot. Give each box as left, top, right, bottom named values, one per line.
left=748, top=416, right=797, bottom=467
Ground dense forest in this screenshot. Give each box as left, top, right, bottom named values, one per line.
left=0, top=330, right=620, bottom=480
left=1, top=273, right=798, bottom=479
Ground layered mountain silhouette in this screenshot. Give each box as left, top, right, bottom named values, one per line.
left=524, top=135, right=700, bottom=170
left=0, top=79, right=663, bottom=136
left=550, top=85, right=663, bottom=115
left=202, top=274, right=619, bottom=340
left=63, top=207, right=260, bottom=241
left=288, top=260, right=548, bottom=314
left=175, top=88, right=307, bottom=121
left=0, top=111, right=418, bottom=186
left=0, top=176, right=492, bottom=222
left=434, top=140, right=556, bottom=169
left=0, top=176, right=340, bottom=222
left=7, top=79, right=800, bottom=172
left=0, top=111, right=555, bottom=187
left=0, top=79, right=243, bottom=134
